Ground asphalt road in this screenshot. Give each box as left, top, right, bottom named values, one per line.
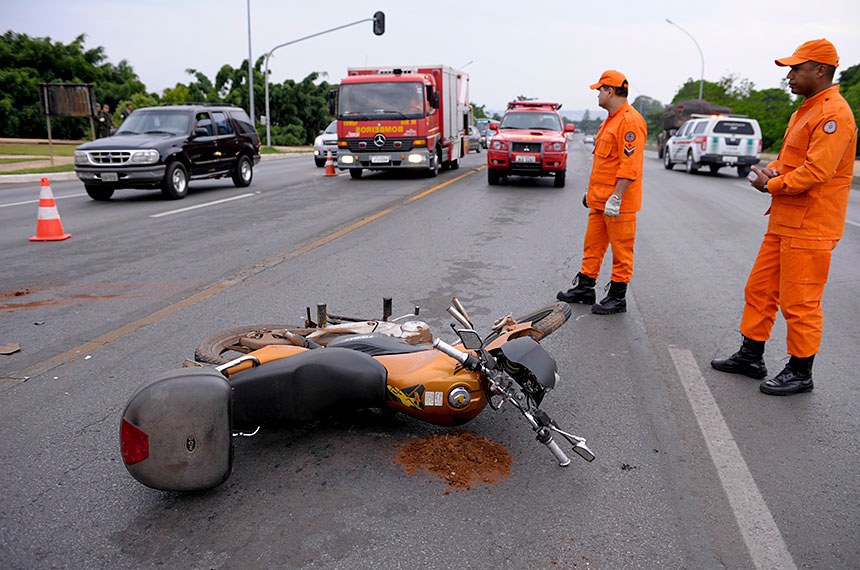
left=1, top=141, right=858, bottom=569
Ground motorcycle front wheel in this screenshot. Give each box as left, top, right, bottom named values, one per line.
left=512, top=301, right=571, bottom=341
left=194, top=324, right=312, bottom=365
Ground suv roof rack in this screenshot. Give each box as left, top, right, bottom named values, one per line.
left=157, top=102, right=240, bottom=108
left=507, top=101, right=562, bottom=111
left=690, top=113, right=750, bottom=119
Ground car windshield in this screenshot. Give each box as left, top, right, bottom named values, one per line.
left=115, top=110, right=193, bottom=135
left=500, top=112, right=561, bottom=131
left=324, top=120, right=337, bottom=134
left=338, top=82, right=425, bottom=119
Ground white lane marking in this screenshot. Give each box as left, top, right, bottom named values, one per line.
left=149, top=193, right=254, bottom=218
left=0, top=192, right=88, bottom=209
left=667, top=347, right=797, bottom=570
left=846, top=219, right=860, bottom=228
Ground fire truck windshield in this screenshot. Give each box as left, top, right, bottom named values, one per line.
left=500, top=112, right=562, bottom=131
left=339, top=82, right=425, bottom=119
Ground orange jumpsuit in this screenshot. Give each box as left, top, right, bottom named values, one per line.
left=740, top=85, right=856, bottom=357
left=581, top=101, right=647, bottom=283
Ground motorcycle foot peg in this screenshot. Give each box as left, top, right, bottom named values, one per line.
left=573, top=441, right=596, bottom=462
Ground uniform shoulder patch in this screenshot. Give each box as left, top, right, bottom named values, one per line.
left=624, top=131, right=636, bottom=142
left=822, top=120, right=837, bottom=134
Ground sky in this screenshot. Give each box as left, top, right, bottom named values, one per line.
left=5, top=0, right=860, bottom=117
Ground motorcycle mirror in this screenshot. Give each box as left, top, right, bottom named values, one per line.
left=455, top=328, right=483, bottom=350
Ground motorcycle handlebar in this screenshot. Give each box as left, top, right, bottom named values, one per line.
left=432, top=338, right=482, bottom=371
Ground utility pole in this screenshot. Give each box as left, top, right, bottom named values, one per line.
left=247, top=0, right=255, bottom=124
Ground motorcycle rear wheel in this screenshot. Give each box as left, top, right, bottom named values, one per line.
left=194, top=324, right=312, bottom=365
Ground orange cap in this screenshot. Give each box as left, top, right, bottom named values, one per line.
left=589, top=70, right=628, bottom=90
left=775, top=38, right=839, bottom=67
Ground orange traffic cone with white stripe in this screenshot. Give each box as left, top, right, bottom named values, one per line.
left=29, top=178, right=71, bottom=241
left=324, top=150, right=337, bottom=177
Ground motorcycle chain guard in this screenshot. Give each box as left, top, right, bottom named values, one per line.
left=120, top=368, right=233, bottom=492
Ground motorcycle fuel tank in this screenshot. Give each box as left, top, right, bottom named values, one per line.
left=120, top=367, right=233, bottom=492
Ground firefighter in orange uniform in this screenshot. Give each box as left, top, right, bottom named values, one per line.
left=711, top=39, right=856, bottom=395
left=558, top=70, right=647, bottom=314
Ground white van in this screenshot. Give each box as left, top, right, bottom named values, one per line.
left=663, top=114, right=762, bottom=177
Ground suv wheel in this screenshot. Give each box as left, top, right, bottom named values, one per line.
left=85, top=185, right=114, bottom=201
left=232, top=155, right=253, bottom=187
left=663, top=149, right=674, bottom=170
left=161, top=161, right=189, bottom=199
left=553, top=170, right=566, bottom=188
left=349, top=168, right=363, bottom=179
left=737, top=165, right=751, bottom=178
left=488, top=169, right=501, bottom=186
left=685, top=151, right=699, bottom=174
left=314, top=157, right=326, bottom=168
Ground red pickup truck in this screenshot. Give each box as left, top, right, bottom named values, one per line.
left=486, top=101, right=575, bottom=188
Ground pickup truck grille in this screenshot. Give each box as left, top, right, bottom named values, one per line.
left=87, top=151, right=132, bottom=165
left=345, top=139, right=414, bottom=152
left=511, top=142, right=542, bottom=153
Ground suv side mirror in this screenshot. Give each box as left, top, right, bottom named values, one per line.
left=191, top=127, right=209, bottom=138
left=432, top=92, right=440, bottom=109
left=489, top=123, right=498, bottom=132
left=328, top=89, right=336, bottom=116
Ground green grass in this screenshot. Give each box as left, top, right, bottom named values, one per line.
left=0, top=143, right=77, bottom=157
left=0, top=164, right=75, bottom=175
left=0, top=157, right=43, bottom=165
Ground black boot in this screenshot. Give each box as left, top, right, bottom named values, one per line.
left=711, top=336, right=767, bottom=379
left=591, top=281, right=627, bottom=314
left=557, top=272, right=596, bottom=304
left=760, top=355, right=814, bottom=396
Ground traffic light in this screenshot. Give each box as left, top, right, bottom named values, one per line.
left=373, top=11, right=385, bottom=36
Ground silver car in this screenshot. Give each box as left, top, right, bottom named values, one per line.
left=467, top=125, right=482, bottom=153
left=313, top=120, right=338, bottom=167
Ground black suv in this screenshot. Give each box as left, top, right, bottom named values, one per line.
left=74, top=104, right=261, bottom=200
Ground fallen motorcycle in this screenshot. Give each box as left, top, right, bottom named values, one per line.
left=120, top=298, right=595, bottom=492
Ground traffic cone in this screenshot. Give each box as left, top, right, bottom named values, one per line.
left=324, top=150, right=337, bottom=177
left=29, top=178, right=71, bottom=241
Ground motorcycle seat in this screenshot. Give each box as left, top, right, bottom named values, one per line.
left=327, top=333, right=432, bottom=356
left=230, top=347, right=387, bottom=426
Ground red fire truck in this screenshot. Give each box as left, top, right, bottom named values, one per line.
left=335, top=65, right=470, bottom=179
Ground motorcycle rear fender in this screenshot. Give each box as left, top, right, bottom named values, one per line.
left=120, top=367, right=233, bottom=492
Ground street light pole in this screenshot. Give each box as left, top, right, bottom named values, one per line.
left=247, top=0, right=254, bottom=126
left=264, top=14, right=383, bottom=148
left=666, top=18, right=704, bottom=100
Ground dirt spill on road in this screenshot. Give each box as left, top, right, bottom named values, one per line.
left=396, top=430, right=512, bottom=492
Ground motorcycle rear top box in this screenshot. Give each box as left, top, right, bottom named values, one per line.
left=120, top=368, right=233, bottom=492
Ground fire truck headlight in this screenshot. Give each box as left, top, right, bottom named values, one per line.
left=340, top=155, right=355, bottom=164
left=407, top=153, right=426, bottom=164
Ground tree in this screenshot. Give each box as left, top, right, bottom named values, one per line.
left=838, top=64, right=860, bottom=155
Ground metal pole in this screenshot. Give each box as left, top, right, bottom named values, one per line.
left=666, top=19, right=704, bottom=100
left=247, top=0, right=255, bottom=127
left=264, top=16, right=377, bottom=148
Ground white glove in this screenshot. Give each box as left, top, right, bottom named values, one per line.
left=604, top=195, right=621, bottom=217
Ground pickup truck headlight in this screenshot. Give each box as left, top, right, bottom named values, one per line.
left=74, top=151, right=89, bottom=165
left=546, top=142, right=564, bottom=152
left=314, top=135, right=323, bottom=146
left=130, top=149, right=160, bottom=164
left=491, top=140, right=507, bottom=151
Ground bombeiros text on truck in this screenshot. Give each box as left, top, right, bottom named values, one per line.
left=331, top=65, right=471, bottom=179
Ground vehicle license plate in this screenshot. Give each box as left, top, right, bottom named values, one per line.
left=515, top=155, right=537, bottom=163
left=370, top=155, right=390, bottom=164
left=722, top=147, right=739, bottom=154
left=723, top=156, right=738, bottom=163
left=101, top=172, right=118, bottom=182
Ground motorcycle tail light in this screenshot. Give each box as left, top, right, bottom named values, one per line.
left=120, top=418, right=149, bottom=465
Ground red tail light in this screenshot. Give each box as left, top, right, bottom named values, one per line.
left=758, top=139, right=763, bottom=153
left=693, top=136, right=707, bottom=151
left=120, top=418, right=149, bottom=465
